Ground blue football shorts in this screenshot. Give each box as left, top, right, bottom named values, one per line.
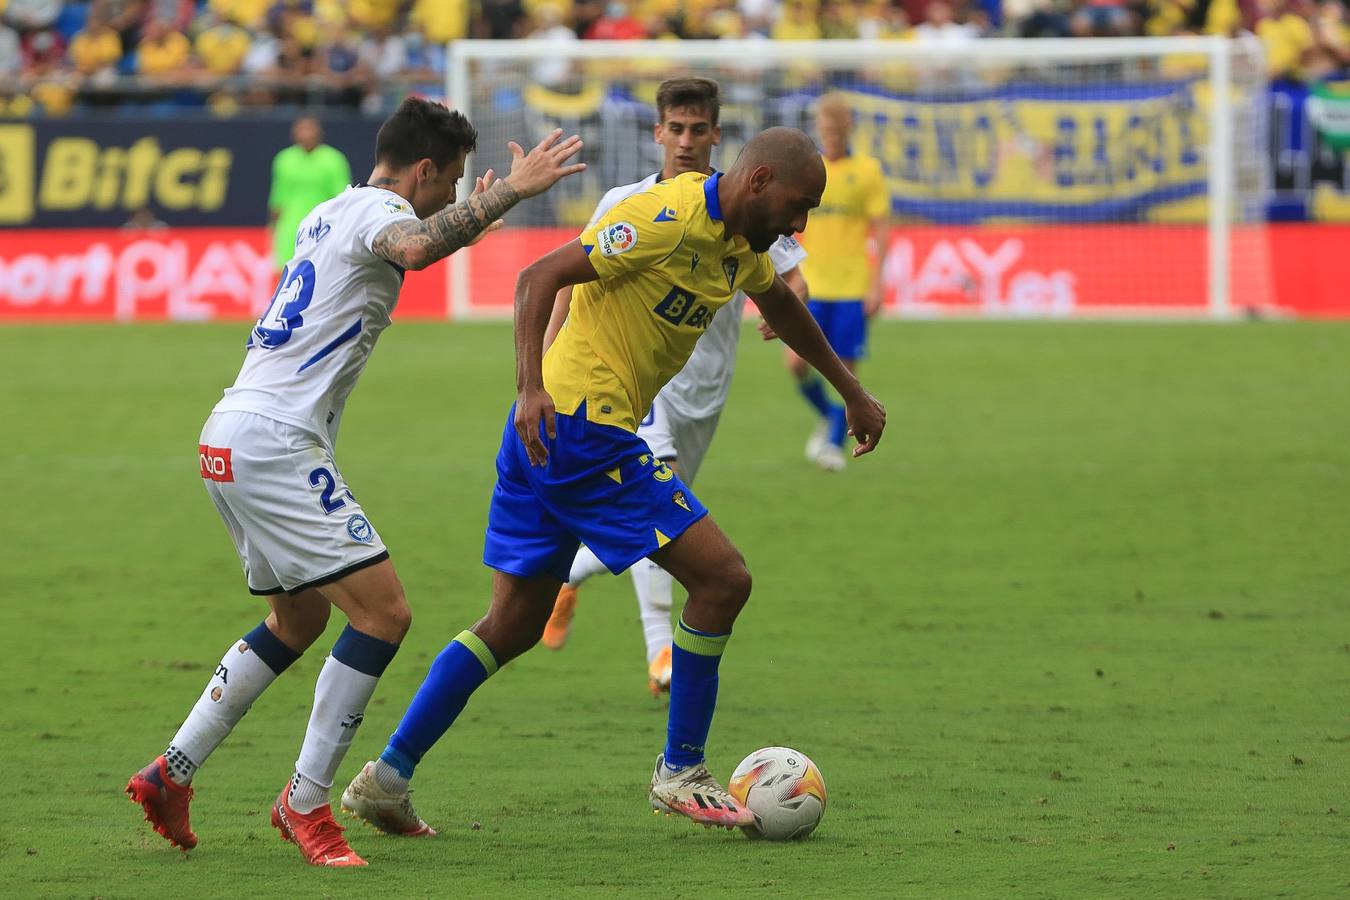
left=483, top=403, right=709, bottom=582
left=807, top=298, right=868, bottom=361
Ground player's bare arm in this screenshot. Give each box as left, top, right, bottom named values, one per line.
left=372, top=130, right=586, bottom=271
left=758, top=265, right=808, bottom=341
left=512, top=240, right=600, bottom=466
left=542, top=285, right=574, bottom=353
left=754, top=274, right=886, bottom=455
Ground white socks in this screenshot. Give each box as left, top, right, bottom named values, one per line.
left=568, top=545, right=610, bottom=586
left=631, top=558, right=675, bottom=662
left=289, top=654, right=381, bottom=813
left=165, top=634, right=289, bottom=785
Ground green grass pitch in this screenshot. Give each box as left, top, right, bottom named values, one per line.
left=1, top=320, right=1347, bottom=899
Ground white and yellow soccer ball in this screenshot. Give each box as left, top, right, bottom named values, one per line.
left=727, top=747, right=827, bottom=840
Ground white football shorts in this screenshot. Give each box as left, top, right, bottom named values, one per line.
left=636, top=393, right=722, bottom=486
left=198, top=410, right=388, bottom=595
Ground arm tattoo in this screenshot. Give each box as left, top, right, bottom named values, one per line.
left=371, top=181, right=522, bottom=269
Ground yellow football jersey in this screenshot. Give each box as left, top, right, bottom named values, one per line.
left=798, top=154, right=889, bottom=301
left=544, top=172, right=776, bottom=433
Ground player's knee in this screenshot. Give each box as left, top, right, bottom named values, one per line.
left=383, top=595, right=413, bottom=641
left=700, top=554, right=751, bottom=611
left=724, top=559, right=753, bottom=607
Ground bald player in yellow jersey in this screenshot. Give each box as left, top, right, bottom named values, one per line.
left=348, top=128, right=887, bottom=833
left=786, top=93, right=891, bottom=472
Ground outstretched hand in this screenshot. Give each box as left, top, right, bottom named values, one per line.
left=504, top=129, right=587, bottom=199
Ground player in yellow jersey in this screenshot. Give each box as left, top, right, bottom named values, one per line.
left=787, top=93, right=891, bottom=471
left=344, top=129, right=887, bottom=834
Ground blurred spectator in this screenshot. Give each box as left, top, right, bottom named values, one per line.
left=1071, top=0, right=1132, bottom=36
left=21, top=27, right=66, bottom=73
left=239, top=16, right=282, bottom=76
left=0, top=24, right=23, bottom=77
left=912, top=1, right=979, bottom=42
left=147, top=0, right=196, bottom=33
left=360, top=23, right=408, bottom=81
left=572, top=0, right=603, bottom=37
left=1308, top=0, right=1350, bottom=77
left=527, top=4, right=578, bottom=87
left=349, top=0, right=401, bottom=29
left=209, top=0, right=269, bottom=30
left=1256, top=0, right=1314, bottom=79
left=1012, top=0, right=1072, bottom=36
left=410, top=0, right=469, bottom=43
left=773, top=0, right=824, bottom=38
left=858, top=3, right=915, bottom=39
left=402, top=28, right=446, bottom=86
left=196, top=19, right=252, bottom=76
left=585, top=0, right=646, bottom=38
left=268, top=116, right=350, bottom=270
left=136, top=17, right=190, bottom=78
left=4, top=0, right=62, bottom=33
left=480, top=0, right=526, bottom=39
left=68, top=14, right=121, bottom=78
left=93, top=0, right=148, bottom=51
left=316, top=22, right=370, bottom=106
left=820, top=0, right=860, bottom=38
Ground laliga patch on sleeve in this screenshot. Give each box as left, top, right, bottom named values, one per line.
left=383, top=197, right=413, bottom=215
left=598, top=222, right=637, bottom=257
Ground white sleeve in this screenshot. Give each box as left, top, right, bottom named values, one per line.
left=587, top=184, right=631, bottom=227
left=767, top=234, right=807, bottom=275
left=353, top=189, right=420, bottom=258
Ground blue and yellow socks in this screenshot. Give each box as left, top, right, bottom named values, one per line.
left=664, top=617, right=731, bottom=770
left=373, top=630, right=499, bottom=793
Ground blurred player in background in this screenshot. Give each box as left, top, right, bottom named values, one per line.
left=342, top=127, right=885, bottom=834
left=126, top=97, right=584, bottom=867
left=268, top=116, right=353, bottom=272
left=786, top=93, right=890, bottom=471
left=536, top=76, right=810, bottom=698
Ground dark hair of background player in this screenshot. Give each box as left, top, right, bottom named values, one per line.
left=656, top=77, right=721, bottom=126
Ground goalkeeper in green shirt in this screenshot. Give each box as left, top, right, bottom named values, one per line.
left=268, top=116, right=353, bottom=271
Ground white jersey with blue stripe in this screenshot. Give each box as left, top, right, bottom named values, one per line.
left=589, top=173, right=806, bottom=420
left=213, top=184, right=420, bottom=444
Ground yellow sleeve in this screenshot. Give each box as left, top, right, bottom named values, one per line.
left=742, top=252, right=777, bottom=295
left=864, top=158, right=890, bottom=221
left=578, top=189, right=685, bottom=281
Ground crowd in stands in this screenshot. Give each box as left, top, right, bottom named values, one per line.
left=0, top=0, right=1347, bottom=115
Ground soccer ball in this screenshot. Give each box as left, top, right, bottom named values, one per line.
left=727, top=747, right=827, bottom=840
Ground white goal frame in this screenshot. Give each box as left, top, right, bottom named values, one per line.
left=447, top=37, right=1261, bottom=320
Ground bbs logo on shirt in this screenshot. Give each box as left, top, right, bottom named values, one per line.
left=599, top=221, right=637, bottom=257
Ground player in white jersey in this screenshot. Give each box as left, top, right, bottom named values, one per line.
left=536, top=77, right=809, bottom=695
left=126, top=97, right=585, bottom=867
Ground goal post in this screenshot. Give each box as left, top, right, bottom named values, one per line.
left=447, top=37, right=1269, bottom=320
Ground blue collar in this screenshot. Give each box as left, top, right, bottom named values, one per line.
left=703, top=171, right=723, bottom=222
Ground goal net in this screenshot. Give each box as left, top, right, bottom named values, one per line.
left=446, top=37, right=1270, bottom=319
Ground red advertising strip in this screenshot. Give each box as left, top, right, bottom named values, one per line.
left=0, top=228, right=446, bottom=322
left=1, top=225, right=1347, bottom=320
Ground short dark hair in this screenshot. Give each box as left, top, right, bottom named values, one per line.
left=656, top=77, right=721, bottom=126
left=375, top=97, right=478, bottom=170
